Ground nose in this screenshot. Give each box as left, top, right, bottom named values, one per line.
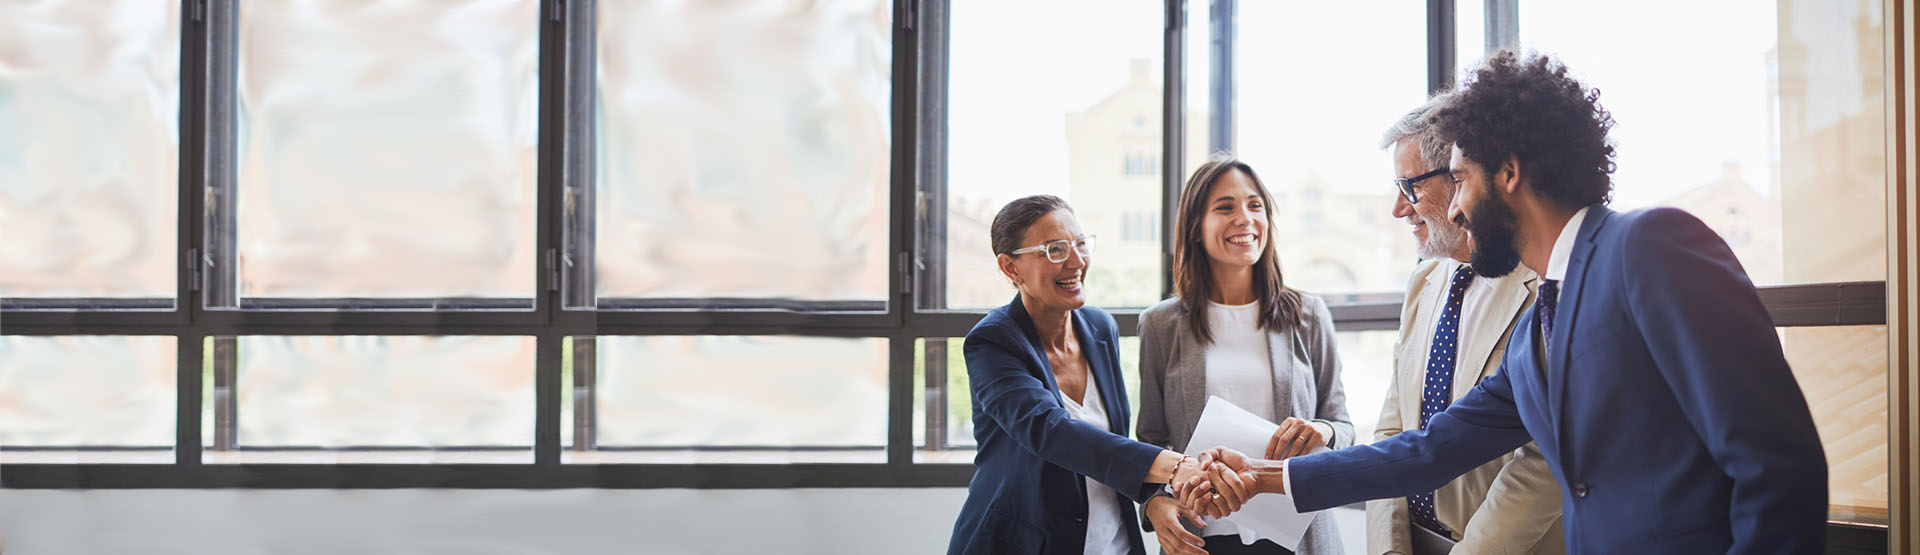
left=1392, top=192, right=1415, bottom=219
left=1446, top=194, right=1466, bottom=229
left=1062, top=245, right=1088, bottom=269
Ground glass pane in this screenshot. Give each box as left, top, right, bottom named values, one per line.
left=1455, top=0, right=1486, bottom=70
left=0, top=336, right=175, bottom=463
left=235, top=1, right=540, bottom=299
left=1335, top=330, right=1398, bottom=445
left=915, top=335, right=1142, bottom=463
left=945, top=0, right=1169, bottom=310
left=582, top=336, right=887, bottom=460
left=1519, top=0, right=1885, bottom=285
left=1233, top=2, right=1425, bottom=296
left=594, top=1, right=891, bottom=304
left=0, top=1, right=178, bottom=299
left=220, top=336, right=534, bottom=462
left=1778, top=325, right=1889, bottom=524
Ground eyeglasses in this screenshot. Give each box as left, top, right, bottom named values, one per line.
left=1007, top=235, right=1096, bottom=263
left=1393, top=167, right=1451, bottom=204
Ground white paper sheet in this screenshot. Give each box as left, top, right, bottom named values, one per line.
left=1183, top=395, right=1328, bottom=550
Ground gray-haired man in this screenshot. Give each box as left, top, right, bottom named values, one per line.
left=1367, top=98, right=1565, bottom=555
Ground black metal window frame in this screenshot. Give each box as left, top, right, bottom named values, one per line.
left=0, top=6, right=1894, bottom=547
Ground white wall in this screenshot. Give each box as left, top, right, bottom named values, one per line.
left=0, top=489, right=1366, bottom=554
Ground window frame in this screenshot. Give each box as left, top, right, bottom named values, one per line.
left=0, top=2, right=1896, bottom=546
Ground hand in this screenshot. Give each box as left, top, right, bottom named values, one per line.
left=1180, top=448, right=1256, bottom=518
left=1145, top=496, right=1209, bottom=555
left=1170, top=452, right=1206, bottom=487
left=1265, top=417, right=1327, bottom=460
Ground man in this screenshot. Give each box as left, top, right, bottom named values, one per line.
left=1370, top=99, right=1565, bottom=555
left=1181, top=50, right=1828, bottom=554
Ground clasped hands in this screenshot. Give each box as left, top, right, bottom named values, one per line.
left=1148, top=417, right=1318, bottom=555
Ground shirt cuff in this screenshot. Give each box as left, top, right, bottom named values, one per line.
left=1309, top=421, right=1334, bottom=445
left=1282, top=458, right=1294, bottom=500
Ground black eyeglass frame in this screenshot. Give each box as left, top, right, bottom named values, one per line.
left=1394, top=167, right=1451, bottom=204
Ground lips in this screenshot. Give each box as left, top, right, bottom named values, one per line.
left=1054, top=275, right=1082, bottom=291
left=1225, top=233, right=1259, bottom=246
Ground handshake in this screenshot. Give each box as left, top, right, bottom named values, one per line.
left=1152, top=447, right=1291, bottom=555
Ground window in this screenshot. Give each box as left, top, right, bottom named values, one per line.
left=0, top=7, right=1899, bottom=539
left=1519, top=0, right=1884, bottom=286
left=592, top=0, right=891, bottom=306
left=941, top=0, right=1166, bottom=310
left=0, top=336, right=176, bottom=463
left=567, top=336, right=888, bottom=464
left=231, top=0, right=540, bottom=304
left=0, top=1, right=178, bottom=304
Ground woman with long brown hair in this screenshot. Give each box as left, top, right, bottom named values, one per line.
left=1136, top=154, right=1352, bottom=555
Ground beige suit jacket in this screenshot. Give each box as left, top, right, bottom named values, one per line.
left=1366, top=259, right=1566, bottom=555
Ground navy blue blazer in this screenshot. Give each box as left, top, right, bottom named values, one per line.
left=1288, top=206, right=1828, bottom=554
left=947, top=296, right=1163, bottom=555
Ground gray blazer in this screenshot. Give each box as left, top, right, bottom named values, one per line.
left=1136, top=293, right=1352, bottom=555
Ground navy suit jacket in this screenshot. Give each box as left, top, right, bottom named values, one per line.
left=1288, top=206, right=1828, bottom=554
left=947, top=296, right=1162, bottom=555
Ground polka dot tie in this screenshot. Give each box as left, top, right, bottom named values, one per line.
left=1408, top=265, right=1475, bottom=535
left=1538, top=279, right=1560, bottom=357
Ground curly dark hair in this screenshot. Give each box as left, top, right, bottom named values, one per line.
left=1430, top=50, right=1617, bottom=209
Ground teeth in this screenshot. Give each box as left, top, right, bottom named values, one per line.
left=1227, top=235, right=1257, bottom=245
left=1056, top=278, right=1081, bottom=288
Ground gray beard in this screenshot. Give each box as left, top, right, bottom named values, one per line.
left=1417, top=222, right=1467, bottom=260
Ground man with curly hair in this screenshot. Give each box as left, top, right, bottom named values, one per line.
left=1175, top=50, right=1829, bottom=554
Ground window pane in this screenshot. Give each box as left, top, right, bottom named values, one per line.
left=1231, top=2, right=1425, bottom=296
left=1335, top=330, right=1398, bottom=445
left=1520, top=0, right=1885, bottom=285
left=220, top=336, right=534, bottom=462
left=915, top=335, right=1141, bottom=463
left=0, top=1, right=178, bottom=299
left=235, top=1, right=540, bottom=299
left=594, top=1, right=891, bottom=304
left=1455, top=0, right=1486, bottom=68
left=945, top=0, right=1168, bottom=309
left=1779, top=325, right=1888, bottom=524
left=580, top=336, right=887, bottom=461
left=0, top=336, right=175, bottom=463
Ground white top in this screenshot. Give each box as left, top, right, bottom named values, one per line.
left=1203, top=301, right=1278, bottom=421
left=1059, top=371, right=1131, bottom=555
left=1420, top=258, right=1501, bottom=396
left=1544, top=206, right=1591, bottom=285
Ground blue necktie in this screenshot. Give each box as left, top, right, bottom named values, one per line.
left=1408, top=265, right=1475, bottom=535
left=1538, top=279, right=1559, bottom=356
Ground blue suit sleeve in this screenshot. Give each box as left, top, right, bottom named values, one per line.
left=967, top=323, right=1164, bottom=504
left=1288, top=361, right=1533, bottom=512
left=1622, top=209, right=1827, bottom=554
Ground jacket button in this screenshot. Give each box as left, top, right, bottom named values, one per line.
left=1076, top=517, right=1087, bottom=523
left=1572, top=482, right=1590, bottom=499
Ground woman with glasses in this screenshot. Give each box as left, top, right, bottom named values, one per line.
left=1136, top=154, right=1353, bottom=555
left=948, top=194, right=1208, bottom=555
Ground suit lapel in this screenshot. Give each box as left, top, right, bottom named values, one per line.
left=1267, top=324, right=1298, bottom=421
left=1454, top=270, right=1537, bottom=401
left=1548, top=206, right=1611, bottom=436
left=1172, top=308, right=1209, bottom=441
left=1399, top=264, right=1451, bottom=425
left=1073, top=309, right=1126, bottom=433
left=1007, top=295, right=1065, bottom=401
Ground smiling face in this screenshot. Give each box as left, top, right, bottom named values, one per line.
left=1390, top=137, right=1469, bottom=261
left=1199, top=169, right=1269, bottom=274
left=1447, top=144, right=1524, bottom=278
left=997, top=209, right=1090, bottom=312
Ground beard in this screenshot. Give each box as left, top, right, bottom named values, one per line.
left=1414, top=212, right=1468, bottom=261
left=1457, top=181, right=1524, bottom=278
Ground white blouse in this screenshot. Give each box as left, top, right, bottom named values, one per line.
left=1059, top=371, right=1132, bottom=555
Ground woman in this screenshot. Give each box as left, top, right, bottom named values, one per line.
left=948, top=195, right=1207, bottom=555
left=1137, top=154, right=1353, bottom=555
